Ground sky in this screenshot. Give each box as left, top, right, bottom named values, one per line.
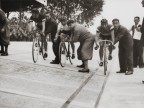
left=89, top=0, right=144, bottom=34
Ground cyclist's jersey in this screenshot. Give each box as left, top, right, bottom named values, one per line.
left=57, top=23, right=71, bottom=36
left=96, top=24, right=113, bottom=37
left=30, top=14, right=45, bottom=30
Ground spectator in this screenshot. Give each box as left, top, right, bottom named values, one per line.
left=130, top=16, right=144, bottom=68
left=112, top=19, right=133, bottom=75
left=0, top=9, right=10, bottom=56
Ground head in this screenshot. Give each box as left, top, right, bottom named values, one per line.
left=112, top=18, right=120, bottom=29
left=59, top=17, right=67, bottom=26
left=67, top=20, right=75, bottom=29
left=40, top=8, right=47, bottom=16
left=45, top=12, right=51, bottom=20
left=31, top=9, right=39, bottom=18
left=134, top=16, right=140, bottom=25
left=101, top=19, right=108, bottom=29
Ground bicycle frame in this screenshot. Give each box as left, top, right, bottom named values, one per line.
left=98, top=40, right=113, bottom=75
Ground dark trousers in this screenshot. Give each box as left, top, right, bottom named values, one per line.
left=51, top=36, right=61, bottom=62
left=133, top=39, right=144, bottom=67
left=119, top=44, right=133, bottom=72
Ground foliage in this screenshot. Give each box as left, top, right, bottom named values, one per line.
left=38, top=0, right=104, bottom=25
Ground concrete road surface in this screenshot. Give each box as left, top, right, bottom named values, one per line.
left=0, top=42, right=143, bottom=108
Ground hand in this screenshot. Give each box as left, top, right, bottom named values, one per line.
left=95, top=45, right=99, bottom=50
left=111, top=45, right=115, bottom=49
left=1, top=28, right=5, bottom=32
left=54, top=37, right=58, bottom=42
left=72, top=53, right=75, bottom=59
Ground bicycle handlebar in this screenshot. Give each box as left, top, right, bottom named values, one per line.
left=98, top=40, right=113, bottom=45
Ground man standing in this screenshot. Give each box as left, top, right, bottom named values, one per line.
left=130, top=16, right=144, bottom=68
left=112, top=19, right=133, bottom=75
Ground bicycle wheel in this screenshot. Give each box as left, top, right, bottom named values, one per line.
left=59, top=42, right=67, bottom=67
left=103, top=48, right=107, bottom=75
left=32, top=37, right=39, bottom=63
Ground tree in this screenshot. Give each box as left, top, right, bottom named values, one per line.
left=46, top=0, right=104, bottom=25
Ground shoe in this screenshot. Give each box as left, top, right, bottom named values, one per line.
left=116, top=71, right=126, bottom=73
left=108, top=54, right=112, bottom=60
left=0, top=50, right=4, bottom=53
left=50, top=60, right=59, bottom=64
left=78, top=69, right=89, bottom=73
left=99, top=62, right=103, bottom=66
left=43, top=53, right=48, bottom=58
left=142, top=81, right=144, bottom=84
left=72, top=54, right=75, bottom=59
left=77, top=64, right=84, bottom=68
left=125, top=71, right=133, bottom=75
left=1, top=52, right=8, bottom=56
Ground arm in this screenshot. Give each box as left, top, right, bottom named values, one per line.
left=111, top=30, right=115, bottom=44
left=42, top=19, right=46, bottom=33
left=114, top=34, right=124, bottom=44
left=135, top=25, right=141, bottom=32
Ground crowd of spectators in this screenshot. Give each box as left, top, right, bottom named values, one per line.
left=9, top=16, right=33, bottom=41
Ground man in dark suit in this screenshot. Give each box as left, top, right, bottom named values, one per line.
left=112, top=19, right=133, bottom=75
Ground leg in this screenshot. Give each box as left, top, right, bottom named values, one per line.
left=0, top=45, right=4, bottom=53
left=118, top=46, right=127, bottom=72
left=108, top=45, right=113, bottom=60
left=51, top=36, right=61, bottom=64
left=99, top=43, right=104, bottom=66
left=137, top=42, right=144, bottom=68
left=133, top=40, right=138, bottom=67
left=125, top=42, right=133, bottom=75
left=1, top=45, right=8, bottom=56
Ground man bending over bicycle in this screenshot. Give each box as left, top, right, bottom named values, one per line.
left=30, top=8, right=48, bottom=58
left=54, top=17, right=75, bottom=59
left=95, top=19, right=115, bottom=66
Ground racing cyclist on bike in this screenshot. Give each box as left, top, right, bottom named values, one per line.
left=95, top=19, right=115, bottom=66
left=30, top=8, right=48, bottom=58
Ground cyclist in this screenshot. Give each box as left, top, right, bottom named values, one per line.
left=95, top=19, right=114, bottom=66
left=54, top=17, right=75, bottom=59
left=29, top=8, right=48, bottom=58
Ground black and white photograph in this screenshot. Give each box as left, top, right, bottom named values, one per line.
left=0, top=0, right=144, bottom=108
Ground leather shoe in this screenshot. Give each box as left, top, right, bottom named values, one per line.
left=125, top=71, right=133, bottom=75
left=50, top=60, right=59, bottom=64
left=78, top=69, right=89, bottom=73
left=99, top=62, right=103, bottom=66
left=108, top=54, right=112, bottom=60
left=1, top=52, right=8, bottom=56
left=0, top=50, right=4, bottom=53
left=116, top=71, right=126, bottom=73
left=77, top=64, right=84, bottom=68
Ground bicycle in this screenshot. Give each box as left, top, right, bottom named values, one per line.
left=59, top=36, right=75, bottom=67
left=98, top=40, right=113, bottom=75
left=32, top=30, right=48, bottom=63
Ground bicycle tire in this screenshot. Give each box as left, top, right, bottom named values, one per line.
left=103, top=48, right=107, bottom=75
left=32, top=37, right=39, bottom=63
left=59, top=42, right=67, bottom=67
